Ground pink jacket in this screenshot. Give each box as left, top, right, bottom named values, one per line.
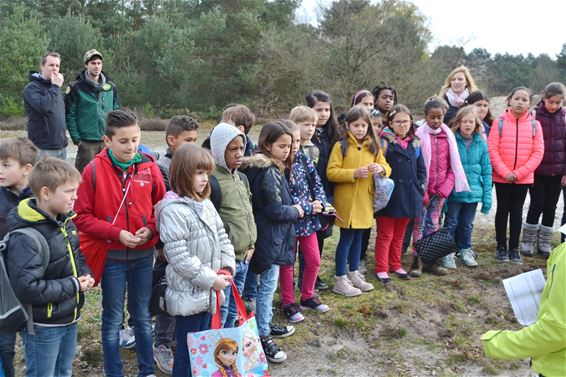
left=426, top=131, right=455, bottom=198
left=488, top=110, right=544, bottom=184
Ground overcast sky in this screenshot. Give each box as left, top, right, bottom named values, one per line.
left=298, top=0, right=566, bottom=58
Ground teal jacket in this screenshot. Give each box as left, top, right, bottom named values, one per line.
left=65, top=70, right=119, bottom=144
left=482, top=243, right=566, bottom=376
left=448, top=132, right=492, bottom=213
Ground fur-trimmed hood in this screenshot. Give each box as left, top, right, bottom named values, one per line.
left=240, top=152, right=283, bottom=171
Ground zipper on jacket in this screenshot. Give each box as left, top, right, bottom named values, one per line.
left=61, top=222, right=79, bottom=322
left=434, top=135, right=438, bottom=185
left=47, top=302, right=53, bottom=318
left=123, top=171, right=131, bottom=258
left=233, top=174, right=254, bottom=250
left=98, top=92, right=103, bottom=138
left=513, top=119, right=519, bottom=170
left=546, top=264, right=556, bottom=299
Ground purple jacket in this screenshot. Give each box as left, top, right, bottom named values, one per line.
left=535, top=104, right=566, bottom=176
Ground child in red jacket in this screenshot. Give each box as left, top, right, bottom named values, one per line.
left=74, top=109, right=166, bottom=377
left=488, top=87, right=544, bottom=264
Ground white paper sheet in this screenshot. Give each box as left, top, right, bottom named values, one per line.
left=502, top=269, right=546, bottom=326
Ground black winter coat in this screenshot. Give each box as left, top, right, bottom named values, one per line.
left=6, top=199, right=90, bottom=326
left=22, top=72, right=68, bottom=150
left=0, top=186, right=32, bottom=238
left=240, top=154, right=299, bottom=273
left=377, top=131, right=426, bottom=218
left=443, top=94, right=460, bottom=126
left=312, top=127, right=335, bottom=200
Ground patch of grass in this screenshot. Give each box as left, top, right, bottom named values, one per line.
left=379, top=325, right=407, bottom=340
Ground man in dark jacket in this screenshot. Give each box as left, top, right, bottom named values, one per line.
left=65, top=49, right=119, bottom=172
left=22, top=52, right=68, bottom=160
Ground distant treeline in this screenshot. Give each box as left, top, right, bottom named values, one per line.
left=1, top=0, right=564, bottom=119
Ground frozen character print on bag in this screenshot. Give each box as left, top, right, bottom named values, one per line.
left=212, top=338, right=242, bottom=377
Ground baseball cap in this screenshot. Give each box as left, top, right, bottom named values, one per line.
left=84, top=49, right=103, bottom=64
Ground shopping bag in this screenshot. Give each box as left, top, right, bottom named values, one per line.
left=79, top=232, right=109, bottom=286
left=414, top=228, right=457, bottom=265
left=188, top=281, right=270, bottom=377
left=373, top=176, right=395, bottom=213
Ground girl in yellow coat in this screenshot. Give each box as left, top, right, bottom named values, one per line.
left=327, top=106, right=391, bottom=296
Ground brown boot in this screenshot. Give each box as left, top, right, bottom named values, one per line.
left=423, top=263, right=448, bottom=276
left=409, top=255, right=423, bottom=277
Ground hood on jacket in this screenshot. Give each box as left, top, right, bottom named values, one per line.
left=501, top=108, right=533, bottom=123
left=240, top=152, right=284, bottom=188
left=210, top=123, right=245, bottom=171
left=8, top=198, right=74, bottom=230
left=155, top=191, right=205, bottom=228
left=28, top=71, right=50, bottom=84
left=75, top=69, right=110, bottom=88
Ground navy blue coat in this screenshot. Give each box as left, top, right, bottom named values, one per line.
left=312, top=127, right=335, bottom=200
left=0, top=186, right=32, bottom=238
left=22, top=72, right=68, bottom=150
left=240, top=153, right=299, bottom=273
left=377, top=131, right=426, bottom=218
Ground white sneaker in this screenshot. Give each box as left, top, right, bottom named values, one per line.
left=119, top=327, right=136, bottom=349
left=347, top=270, right=374, bottom=292
left=153, top=343, right=174, bottom=375
left=441, top=253, right=457, bottom=269
left=332, top=275, right=362, bottom=297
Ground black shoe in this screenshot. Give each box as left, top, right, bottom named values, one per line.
left=538, top=250, right=550, bottom=259
left=269, top=322, right=295, bottom=338
left=495, top=246, right=509, bottom=262
left=260, top=336, right=287, bottom=363
left=392, top=271, right=411, bottom=280
left=315, top=276, right=329, bottom=291
left=508, top=249, right=522, bottom=264
left=375, top=275, right=392, bottom=284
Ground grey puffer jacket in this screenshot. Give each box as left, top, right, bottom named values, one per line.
left=155, top=192, right=236, bottom=317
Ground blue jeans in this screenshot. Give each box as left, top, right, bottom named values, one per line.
left=21, top=323, right=78, bottom=377
left=0, top=331, right=16, bottom=377
left=37, top=148, right=67, bottom=161
left=335, top=228, right=363, bottom=276
left=173, top=312, right=211, bottom=377
left=243, top=269, right=258, bottom=301
left=101, top=256, right=154, bottom=377
left=444, top=202, right=478, bottom=250
left=256, top=264, right=279, bottom=337
left=221, top=261, right=249, bottom=328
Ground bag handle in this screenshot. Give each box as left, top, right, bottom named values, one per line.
left=211, top=279, right=249, bottom=330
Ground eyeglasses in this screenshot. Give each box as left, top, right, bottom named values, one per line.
left=391, top=120, right=411, bottom=125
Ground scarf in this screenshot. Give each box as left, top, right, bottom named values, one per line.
left=445, top=88, right=469, bottom=108
left=416, top=124, right=470, bottom=193
left=108, top=149, right=142, bottom=171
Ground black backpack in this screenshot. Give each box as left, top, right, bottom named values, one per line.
left=0, top=227, right=49, bottom=334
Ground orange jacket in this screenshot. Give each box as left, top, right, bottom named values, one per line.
left=488, top=110, right=544, bottom=184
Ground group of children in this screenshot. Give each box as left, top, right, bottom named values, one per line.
left=0, top=78, right=565, bottom=377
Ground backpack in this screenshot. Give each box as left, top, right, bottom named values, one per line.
left=498, top=110, right=537, bottom=138
left=0, top=227, right=49, bottom=334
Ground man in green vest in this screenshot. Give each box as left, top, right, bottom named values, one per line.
left=65, top=49, right=119, bottom=172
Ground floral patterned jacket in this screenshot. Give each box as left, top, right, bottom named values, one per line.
left=289, top=151, right=327, bottom=237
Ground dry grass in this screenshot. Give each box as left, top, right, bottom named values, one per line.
left=13, top=223, right=546, bottom=376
